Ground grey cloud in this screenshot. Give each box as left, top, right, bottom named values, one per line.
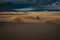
left=0, top=0, right=59, bottom=5
left=0, top=0, right=37, bottom=3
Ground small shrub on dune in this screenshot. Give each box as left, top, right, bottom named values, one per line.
left=36, top=16, right=40, bottom=19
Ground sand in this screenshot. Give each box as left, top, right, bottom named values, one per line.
left=0, top=11, right=60, bottom=24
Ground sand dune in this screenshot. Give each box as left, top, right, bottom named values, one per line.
left=1, top=12, right=60, bottom=40
left=0, top=11, right=60, bottom=24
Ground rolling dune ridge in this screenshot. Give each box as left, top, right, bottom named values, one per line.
left=0, top=11, right=60, bottom=24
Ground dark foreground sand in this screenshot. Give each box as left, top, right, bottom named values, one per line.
left=0, top=22, right=60, bottom=40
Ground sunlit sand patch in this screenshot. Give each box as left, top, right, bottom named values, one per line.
left=0, top=12, right=60, bottom=24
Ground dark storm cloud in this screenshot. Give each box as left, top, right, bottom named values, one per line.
left=0, top=0, right=60, bottom=12
left=0, top=0, right=37, bottom=3
left=0, top=0, right=58, bottom=3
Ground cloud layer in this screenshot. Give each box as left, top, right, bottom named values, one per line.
left=0, top=0, right=58, bottom=4
left=0, top=0, right=37, bottom=3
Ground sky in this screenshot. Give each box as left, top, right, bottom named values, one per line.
left=0, top=0, right=58, bottom=3
left=0, top=0, right=37, bottom=3
left=0, top=0, right=58, bottom=5
left=0, top=0, right=60, bottom=11
left=0, top=0, right=59, bottom=5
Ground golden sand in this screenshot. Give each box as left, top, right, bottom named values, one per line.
left=0, top=11, right=60, bottom=24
